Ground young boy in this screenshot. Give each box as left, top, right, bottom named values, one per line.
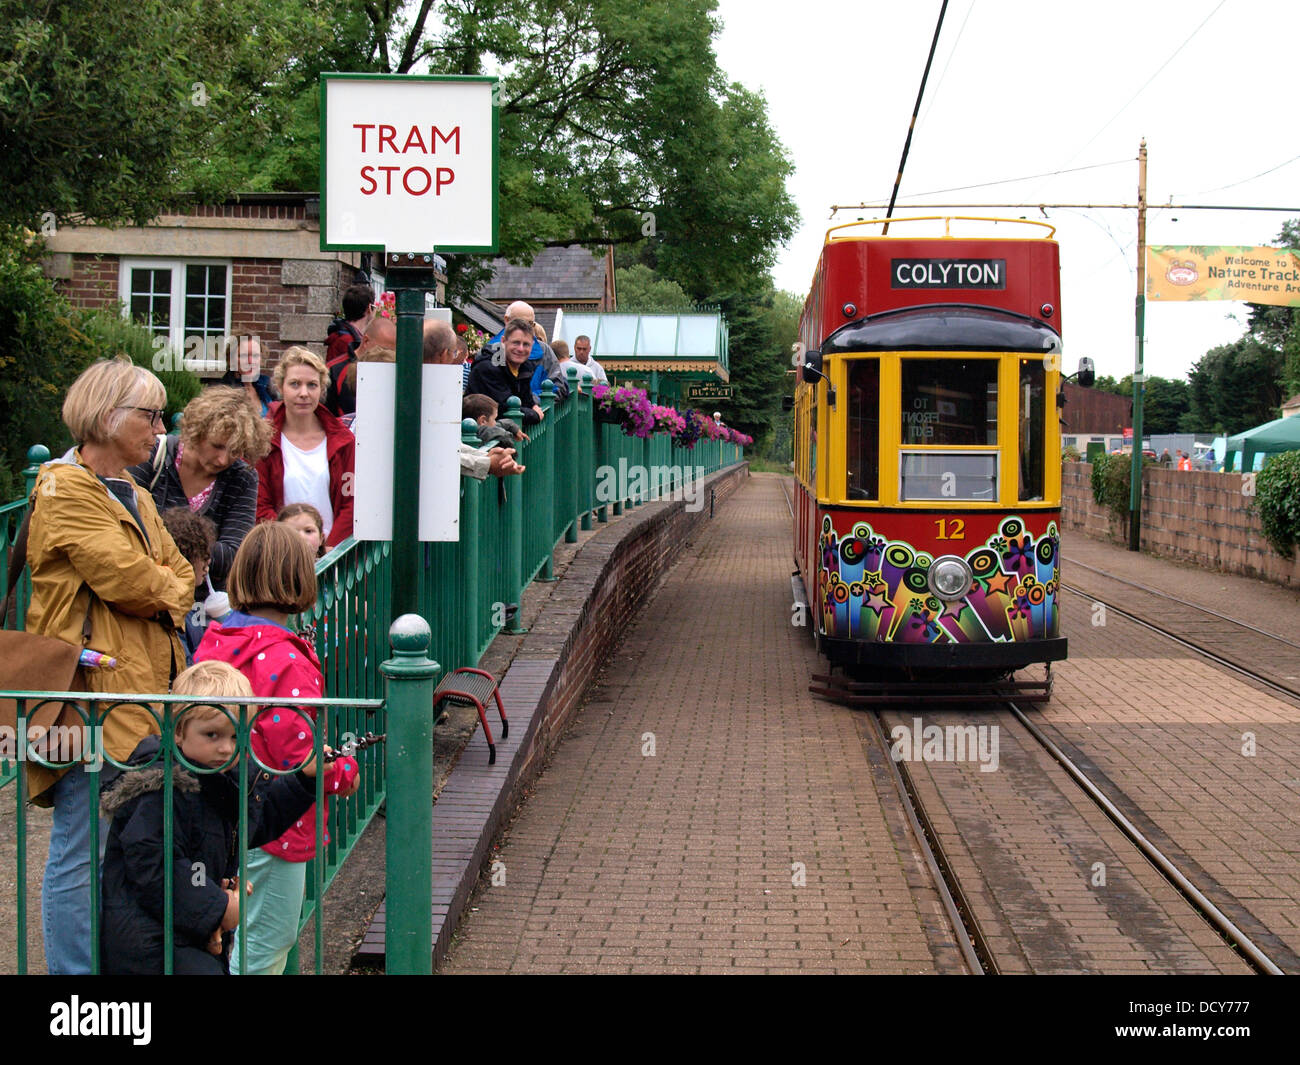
left=161, top=506, right=217, bottom=663
left=462, top=394, right=527, bottom=449
left=99, top=660, right=320, bottom=975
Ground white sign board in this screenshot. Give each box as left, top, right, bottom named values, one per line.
left=352, top=363, right=463, bottom=541
left=322, top=74, right=497, bottom=252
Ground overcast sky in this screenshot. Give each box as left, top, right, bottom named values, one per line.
left=712, top=0, right=1299, bottom=382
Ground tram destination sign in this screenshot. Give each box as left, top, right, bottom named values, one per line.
left=892, top=258, right=1006, bottom=290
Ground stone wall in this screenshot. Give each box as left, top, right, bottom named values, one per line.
left=1062, top=462, right=1300, bottom=587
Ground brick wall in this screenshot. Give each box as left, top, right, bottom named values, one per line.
left=59, top=255, right=119, bottom=311
left=514, top=463, right=750, bottom=779
left=1062, top=463, right=1300, bottom=587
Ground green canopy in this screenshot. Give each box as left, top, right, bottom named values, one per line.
left=1222, top=416, right=1300, bottom=471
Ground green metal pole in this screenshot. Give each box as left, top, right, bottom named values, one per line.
left=391, top=285, right=424, bottom=615
left=461, top=419, right=481, bottom=649
left=380, top=614, right=439, bottom=974
left=1128, top=140, right=1148, bottom=552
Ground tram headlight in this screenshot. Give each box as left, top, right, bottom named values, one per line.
left=928, top=555, right=973, bottom=601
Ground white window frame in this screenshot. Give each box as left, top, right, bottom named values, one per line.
left=119, top=258, right=234, bottom=374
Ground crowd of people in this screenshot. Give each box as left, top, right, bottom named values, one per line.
left=19, top=280, right=617, bottom=975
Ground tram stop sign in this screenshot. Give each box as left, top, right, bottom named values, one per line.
left=320, top=73, right=498, bottom=253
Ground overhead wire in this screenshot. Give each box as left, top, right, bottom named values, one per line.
left=1176, top=150, right=1300, bottom=196
left=915, top=0, right=976, bottom=131
left=882, top=0, right=950, bottom=232
left=1056, top=0, right=1229, bottom=170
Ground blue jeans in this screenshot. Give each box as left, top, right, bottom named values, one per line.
left=42, top=766, right=108, bottom=975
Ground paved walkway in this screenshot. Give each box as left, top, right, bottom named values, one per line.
left=441, top=474, right=951, bottom=974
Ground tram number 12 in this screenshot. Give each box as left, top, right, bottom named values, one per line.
left=934, top=518, right=966, bottom=540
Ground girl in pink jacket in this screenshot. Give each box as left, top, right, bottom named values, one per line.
left=195, top=522, right=358, bottom=974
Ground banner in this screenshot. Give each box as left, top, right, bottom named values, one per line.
left=1146, top=245, right=1300, bottom=306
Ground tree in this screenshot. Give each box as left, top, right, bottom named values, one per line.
left=1183, top=337, right=1285, bottom=435
left=614, top=266, right=692, bottom=313
left=214, top=0, right=798, bottom=306
left=0, top=0, right=335, bottom=229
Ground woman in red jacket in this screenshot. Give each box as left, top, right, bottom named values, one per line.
left=256, top=347, right=354, bottom=548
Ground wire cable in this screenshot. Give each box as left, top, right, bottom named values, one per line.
left=1177, top=150, right=1300, bottom=196
left=916, top=0, right=976, bottom=130
left=1057, top=0, right=1229, bottom=169
left=895, top=158, right=1131, bottom=200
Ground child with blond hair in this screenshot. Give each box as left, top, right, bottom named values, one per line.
left=99, top=660, right=321, bottom=974
left=195, top=522, right=359, bottom=974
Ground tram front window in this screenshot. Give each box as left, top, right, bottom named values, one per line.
left=901, top=358, right=998, bottom=446
left=846, top=359, right=879, bottom=499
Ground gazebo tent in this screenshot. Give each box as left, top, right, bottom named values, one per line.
left=1222, top=416, right=1300, bottom=471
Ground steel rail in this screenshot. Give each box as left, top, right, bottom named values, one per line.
left=1006, top=701, right=1285, bottom=976
left=1059, top=583, right=1300, bottom=703
left=1064, top=558, right=1300, bottom=650
left=862, top=710, right=993, bottom=975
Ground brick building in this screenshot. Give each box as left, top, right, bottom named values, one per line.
left=41, top=193, right=434, bottom=372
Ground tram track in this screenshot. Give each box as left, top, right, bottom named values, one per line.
left=1059, top=569, right=1300, bottom=704
left=782, top=477, right=1294, bottom=974
left=861, top=701, right=1288, bottom=975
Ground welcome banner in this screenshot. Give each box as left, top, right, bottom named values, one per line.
left=1146, top=245, right=1300, bottom=306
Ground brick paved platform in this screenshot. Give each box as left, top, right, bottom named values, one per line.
left=441, top=474, right=954, bottom=974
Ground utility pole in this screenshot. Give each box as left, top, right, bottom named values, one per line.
left=1128, top=140, right=1148, bottom=551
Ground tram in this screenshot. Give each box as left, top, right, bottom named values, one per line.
left=791, top=217, right=1092, bottom=699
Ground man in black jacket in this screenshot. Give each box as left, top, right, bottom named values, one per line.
left=465, top=318, right=547, bottom=426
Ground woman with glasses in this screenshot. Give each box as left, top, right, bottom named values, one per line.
left=128, top=386, right=270, bottom=592
left=23, top=357, right=194, bottom=974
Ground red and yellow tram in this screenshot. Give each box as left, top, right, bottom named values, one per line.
left=792, top=217, right=1088, bottom=689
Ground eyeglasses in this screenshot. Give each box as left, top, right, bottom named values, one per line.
left=128, top=407, right=166, bottom=425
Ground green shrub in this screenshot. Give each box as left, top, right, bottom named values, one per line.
left=1254, top=450, right=1300, bottom=558
left=79, top=310, right=202, bottom=429
left=0, top=231, right=97, bottom=499
left=1090, top=452, right=1156, bottom=520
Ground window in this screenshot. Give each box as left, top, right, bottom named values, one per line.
left=900, top=452, right=998, bottom=501
left=900, top=358, right=998, bottom=446
left=846, top=359, right=879, bottom=499
left=1018, top=360, right=1045, bottom=500
left=120, top=259, right=231, bottom=372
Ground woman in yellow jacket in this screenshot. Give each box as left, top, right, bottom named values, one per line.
left=24, top=358, right=193, bottom=975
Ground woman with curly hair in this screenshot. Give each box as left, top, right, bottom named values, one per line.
left=129, top=385, right=270, bottom=591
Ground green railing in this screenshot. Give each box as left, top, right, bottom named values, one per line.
left=2, top=377, right=744, bottom=972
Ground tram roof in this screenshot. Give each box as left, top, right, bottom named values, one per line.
left=553, top=311, right=730, bottom=381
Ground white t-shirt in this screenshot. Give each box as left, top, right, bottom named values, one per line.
left=280, top=435, right=334, bottom=539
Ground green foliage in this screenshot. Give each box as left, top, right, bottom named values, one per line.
left=1089, top=452, right=1130, bottom=517
left=614, top=266, right=693, bottom=312
left=1254, top=450, right=1300, bottom=558
left=79, top=311, right=202, bottom=428
left=1089, top=452, right=1154, bottom=520
left=712, top=281, right=802, bottom=441
left=1183, top=336, right=1285, bottom=435
left=0, top=232, right=96, bottom=498
left=0, top=236, right=202, bottom=501
left=0, top=0, right=334, bottom=229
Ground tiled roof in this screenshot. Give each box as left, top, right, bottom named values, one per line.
left=484, top=245, right=607, bottom=302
